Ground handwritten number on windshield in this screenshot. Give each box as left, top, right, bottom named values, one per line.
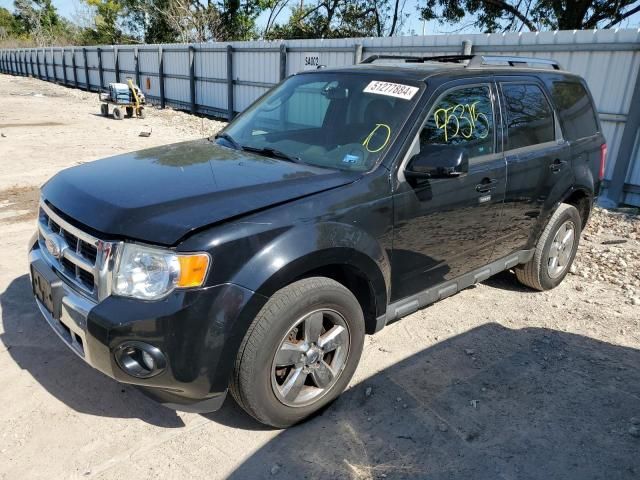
left=433, top=102, right=490, bottom=142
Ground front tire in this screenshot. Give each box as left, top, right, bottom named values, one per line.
left=516, top=203, right=582, bottom=290
left=230, top=277, right=365, bottom=428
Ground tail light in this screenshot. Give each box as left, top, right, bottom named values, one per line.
left=599, top=144, right=607, bottom=180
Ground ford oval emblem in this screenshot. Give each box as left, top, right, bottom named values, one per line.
left=45, top=235, right=65, bottom=259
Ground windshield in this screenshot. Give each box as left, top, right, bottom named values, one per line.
left=219, top=73, right=423, bottom=172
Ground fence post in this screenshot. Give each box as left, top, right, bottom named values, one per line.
left=43, top=49, right=49, bottom=81
left=97, top=47, right=104, bottom=90
left=134, top=47, right=140, bottom=87
left=114, top=46, right=119, bottom=83
left=606, top=66, right=640, bottom=206
left=62, top=49, right=67, bottom=84
left=72, top=48, right=77, bottom=87
left=462, top=40, right=472, bottom=55
left=188, top=45, right=196, bottom=114
left=52, top=48, right=58, bottom=82
left=226, top=44, right=234, bottom=120
left=82, top=47, right=89, bottom=90
left=36, top=50, right=41, bottom=78
left=19, top=50, right=24, bottom=75
left=279, top=43, right=287, bottom=81
left=354, top=43, right=363, bottom=64
left=158, top=46, right=165, bottom=108
left=29, top=49, right=34, bottom=77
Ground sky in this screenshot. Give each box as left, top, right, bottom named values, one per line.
left=1, top=0, right=639, bottom=36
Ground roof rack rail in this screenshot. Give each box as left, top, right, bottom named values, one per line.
left=360, top=53, right=561, bottom=70
left=360, top=54, right=472, bottom=64
left=360, top=55, right=424, bottom=64
left=468, top=55, right=561, bottom=70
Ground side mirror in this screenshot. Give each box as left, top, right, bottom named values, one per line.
left=405, top=145, right=469, bottom=180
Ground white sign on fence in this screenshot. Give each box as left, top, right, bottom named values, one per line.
left=302, top=53, right=321, bottom=70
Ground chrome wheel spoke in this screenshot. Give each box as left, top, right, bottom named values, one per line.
left=547, top=220, right=575, bottom=279
left=280, top=367, right=307, bottom=403
left=304, top=311, right=324, bottom=343
left=310, top=361, right=335, bottom=389
left=272, top=308, right=351, bottom=407
left=318, top=325, right=347, bottom=353
left=275, top=341, right=306, bottom=367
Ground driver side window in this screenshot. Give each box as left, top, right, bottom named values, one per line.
left=420, top=85, right=495, bottom=159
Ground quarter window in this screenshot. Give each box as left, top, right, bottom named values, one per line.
left=502, top=84, right=555, bottom=150
left=550, top=81, right=599, bottom=141
left=420, top=85, right=495, bottom=158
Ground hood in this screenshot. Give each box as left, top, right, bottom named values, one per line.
left=42, top=140, right=360, bottom=245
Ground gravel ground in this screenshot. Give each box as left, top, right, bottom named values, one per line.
left=0, top=74, right=639, bottom=480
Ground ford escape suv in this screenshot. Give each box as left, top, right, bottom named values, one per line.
left=29, top=54, right=606, bottom=427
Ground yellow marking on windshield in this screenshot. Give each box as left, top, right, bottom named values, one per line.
left=363, top=123, right=391, bottom=153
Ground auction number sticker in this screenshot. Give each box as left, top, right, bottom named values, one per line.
left=364, top=81, right=419, bottom=100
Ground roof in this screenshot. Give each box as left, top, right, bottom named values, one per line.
left=298, top=55, right=576, bottom=82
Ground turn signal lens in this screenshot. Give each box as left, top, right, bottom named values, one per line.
left=177, top=254, right=210, bottom=287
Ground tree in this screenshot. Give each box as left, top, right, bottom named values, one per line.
left=13, top=0, right=63, bottom=45
left=81, top=0, right=125, bottom=44
left=0, top=7, right=20, bottom=40
left=266, top=0, right=408, bottom=39
left=418, top=0, right=640, bottom=32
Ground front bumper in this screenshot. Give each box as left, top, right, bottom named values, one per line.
left=28, top=239, right=264, bottom=413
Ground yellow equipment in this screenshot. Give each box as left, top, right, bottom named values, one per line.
left=99, top=78, right=147, bottom=120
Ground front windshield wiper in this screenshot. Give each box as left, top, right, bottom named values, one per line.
left=213, top=132, right=243, bottom=151
left=241, top=145, right=301, bottom=164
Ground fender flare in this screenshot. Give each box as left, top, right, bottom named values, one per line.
left=230, top=222, right=391, bottom=320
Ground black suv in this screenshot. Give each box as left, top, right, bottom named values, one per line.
left=29, top=54, right=606, bottom=427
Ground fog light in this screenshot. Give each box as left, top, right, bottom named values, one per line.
left=115, top=341, right=166, bottom=379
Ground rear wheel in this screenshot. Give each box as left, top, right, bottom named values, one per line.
left=112, top=107, right=124, bottom=120
left=137, top=106, right=147, bottom=119
left=230, top=277, right=365, bottom=428
left=125, top=106, right=134, bottom=118
left=516, top=203, right=581, bottom=290
left=100, top=103, right=108, bottom=116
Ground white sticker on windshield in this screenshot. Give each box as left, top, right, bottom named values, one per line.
left=363, top=81, right=419, bottom=100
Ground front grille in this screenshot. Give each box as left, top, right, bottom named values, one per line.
left=38, top=204, right=100, bottom=294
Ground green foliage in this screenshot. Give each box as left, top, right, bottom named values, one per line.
left=265, top=0, right=407, bottom=39
left=82, top=0, right=125, bottom=44
left=0, top=7, right=20, bottom=39
left=418, top=0, right=640, bottom=32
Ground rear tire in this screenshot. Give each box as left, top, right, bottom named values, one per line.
left=516, top=203, right=581, bottom=291
left=125, top=106, right=134, bottom=118
left=112, top=107, right=124, bottom=120
left=137, top=106, right=147, bottom=119
left=100, top=103, right=108, bottom=116
left=230, top=277, right=365, bottom=428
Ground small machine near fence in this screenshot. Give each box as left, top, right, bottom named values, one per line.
left=99, top=78, right=147, bottom=120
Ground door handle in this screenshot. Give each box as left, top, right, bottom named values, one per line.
left=475, top=178, right=498, bottom=193
left=550, top=159, right=567, bottom=173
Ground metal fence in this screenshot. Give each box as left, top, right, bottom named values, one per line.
left=1, top=29, right=639, bottom=206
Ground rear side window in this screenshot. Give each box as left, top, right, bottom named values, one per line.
left=550, top=81, right=599, bottom=140
left=420, top=85, right=495, bottom=158
left=502, top=84, right=555, bottom=150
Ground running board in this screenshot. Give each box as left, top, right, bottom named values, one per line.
left=374, top=250, right=534, bottom=332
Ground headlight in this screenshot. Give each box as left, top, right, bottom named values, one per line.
left=113, top=243, right=210, bottom=300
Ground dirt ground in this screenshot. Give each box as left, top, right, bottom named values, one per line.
left=0, top=74, right=639, bottom=480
